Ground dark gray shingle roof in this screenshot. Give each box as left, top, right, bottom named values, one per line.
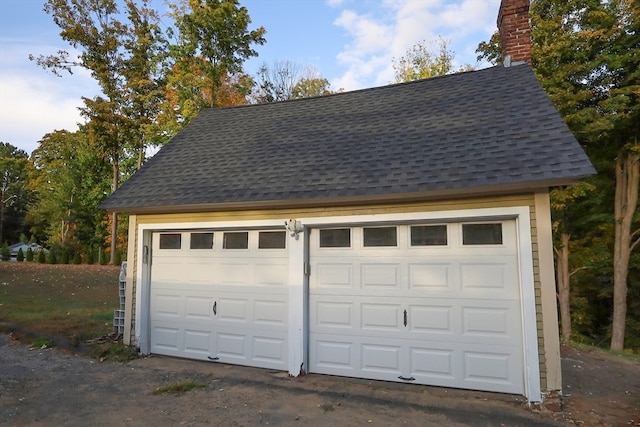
left=101, top=64, right=595, bottom=213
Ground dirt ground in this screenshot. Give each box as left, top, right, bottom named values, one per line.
left=0, top=334, right=638, bottom=427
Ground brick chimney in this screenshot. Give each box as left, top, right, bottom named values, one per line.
left=497, top=0, right=531, bottom=65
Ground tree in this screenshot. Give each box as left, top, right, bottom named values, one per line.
left=26, top=130, right=110, bottom=254
left=550, top=182, right=596, bottom=340
left=392, top=37, right=472, bottom=83
left=0, top=143, right=29, bottom=244
left=32, top=0, right=168, bottom=264
left=477, top=0, right=640, bottom=350
left=253, top=60, right=334, bottom=103
left=169, top=0, right=265, bottom=110
left=120, top=0, right=169, bottom=169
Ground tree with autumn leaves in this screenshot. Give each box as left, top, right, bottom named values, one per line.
left=478, top=0, right=639, bottom=351
left=24, top=0, right=336, bottom=264
left=29, top=0, right=268, bottom=263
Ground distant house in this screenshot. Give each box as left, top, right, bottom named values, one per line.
left=9, top=243, right=40, bottom=260
left=101, top=0, right=594, bottom=403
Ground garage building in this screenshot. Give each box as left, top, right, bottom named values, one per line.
left=100, top=0, right=595, bottom=403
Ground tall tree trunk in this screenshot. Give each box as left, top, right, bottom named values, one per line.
left=611, top=147, right=640, bottom=351
left=555, top=232, right=572, bottom=341
left=109, top=152, right=119, bottom=265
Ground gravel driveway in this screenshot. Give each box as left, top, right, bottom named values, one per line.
left=0, top=334, right=574, bottom=426
left=5, top=332, right=639, bottom=426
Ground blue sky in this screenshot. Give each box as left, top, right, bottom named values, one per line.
left=0, top=0, right=500, bottom=155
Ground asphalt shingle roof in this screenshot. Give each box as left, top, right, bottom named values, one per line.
left=101, top=64, right=595, bottom=213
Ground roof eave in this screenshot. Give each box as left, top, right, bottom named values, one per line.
left=102, top=177, right=589, bottom=215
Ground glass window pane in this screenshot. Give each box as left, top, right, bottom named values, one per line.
left=159, top=233, right=181, bottom=249
left=411, top=225, right=447, bottom=246
left=363, top=227, right=397, bottom=247
left=190, top=232, right=214, bottom=249
left=223, top=232, right=248, bottom=249
left=462, top=223, right=503, bottom=245
left=258, top=231, right=286, bottom=249
left=319, top=228, right=351, bottom=248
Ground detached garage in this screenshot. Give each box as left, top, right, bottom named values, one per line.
left=101, top=0, right=594, bottom=403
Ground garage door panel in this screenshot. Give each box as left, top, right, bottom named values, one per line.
left=153, top=293, right=181, bottom=316
left=408, top=263, right=452, bottom=289
left=409, top=346, right=456, bottom=381
left=361, top=263, right=400, bottom=288
left=254, top=300, right=288, bottom=325
left=316, top=263, right=353, bottom=288
left=313, top=300, right=353, bottom=329
left=255, top=262, right=288, bottom=286
left=217, top=333, right=246, bottom=359
left=185, top=296, right=213, bottom=319
left=461, top=300, right=523, bottom=345
left=312, top=337, right=355, bottom=372
left=218, top=262, right=251, bottom=284
left=217, top=297, right=248, bottom=322
left=408, top=304, right=454, bottom=334
left=361, top=303, right=402, bottom=331
left=460, top=257, right=519, bottom=294
left=462, top=307, right=510, bottom=337
left=183, top=330, right=211, bottom=355
left=462, top=345, right=523, bottom=393
left=252, top=336, right=286, bottom=363
left=362, top=343, right=402, bottom=375
left=151, top=326, right=180, bottom=352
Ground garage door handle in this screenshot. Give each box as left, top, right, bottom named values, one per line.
left=398, top=376, right=415, bottom=381
left=403, top=310, right=407, bottom=327
left=213, top=301, right=217, bottom=315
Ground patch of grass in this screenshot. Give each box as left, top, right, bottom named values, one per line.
left=94, top=342, right=139, bottom=363
left=567, top=341, right=640, bottom=363
left=151, top=380, right=208, bottom=396
left=30, top=337, right=54, bottom=349
left=0, top=263, right=121, bottom=351
left=320, top=403, right=335, bottom=412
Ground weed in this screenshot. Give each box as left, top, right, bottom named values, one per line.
left=95, top=342, right=139, bottom=363
left=151, top=380, right=207, bottom=396
left=30, top=337, right=54, bottom=349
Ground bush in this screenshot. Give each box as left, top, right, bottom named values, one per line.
left=61, top=249, right=69, bottom=264
left=26, top=247, right=34, bottom=261
left=37, top=250, right=46, bottom=263
left=85, top=249, right=94, bottom=265
left=17, top=248, right=24, bottom=262
left=1, top=243, right=10, bottom=261
left=113, top=250, right=122, bottom=266
left=99, top=249, right=108, bottom=265
left=47, top=250, right=57, bottom=264
left=73, top=252, right=82, bottom=264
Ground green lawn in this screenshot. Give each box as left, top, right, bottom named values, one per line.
left=0, top=262, right=121, bottom=348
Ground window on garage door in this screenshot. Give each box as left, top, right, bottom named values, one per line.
left=462, top=223, right=503, bottom=245
left=223, top=231, right=249, bottom=249
left=190, top=232, right=214, bottom=249
left=363, top=226, right=397, bottom=247
left=319, top=228, right=351, bottom=248
left=159, top=233, right=181, bottom=249
left=258, top=231, right=286, bottom=249
left=410, top=224, right=448, bottom=246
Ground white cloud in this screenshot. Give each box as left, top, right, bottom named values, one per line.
left=0, top=41, right=99, bottom=154
left=331, top=0, right=501, bottom=91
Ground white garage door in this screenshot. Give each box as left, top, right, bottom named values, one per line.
left=309, top=220, right=525, bottom=394
left=150, top=229, right=289, bottom=370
